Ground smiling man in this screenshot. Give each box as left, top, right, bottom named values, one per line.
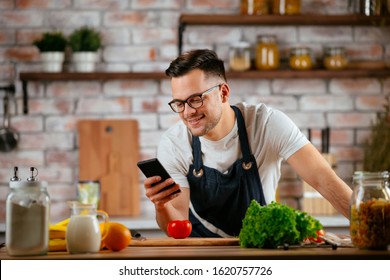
left=143, top=49, right=352, bottom=237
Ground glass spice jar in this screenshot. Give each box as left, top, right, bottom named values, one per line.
left=255, top=35, right=280, bottom=70
left=323, top=47, right=348, bottom=70
left=272, top=0, right=301, bottom=15
left=229, top=41, right=251, bottom=72
left=350, top=171, right=390, bottom=250
left=240, top=0, right=270, bottom=15
left=289, top=47, right=313, bottom=70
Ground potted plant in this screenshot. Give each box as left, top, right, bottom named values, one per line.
left=33, top=32, right=67, bottom=72
left=69, top=26, right=101, bottom=72
left=363, top=96, right=390, bottom=172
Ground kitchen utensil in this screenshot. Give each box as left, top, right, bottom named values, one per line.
left=78, top=120, right=140, bottom=216
left=0, top=92, right=19, bottom=152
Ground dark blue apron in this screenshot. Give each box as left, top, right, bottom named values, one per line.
left=187, top=105, right=266, bottom=237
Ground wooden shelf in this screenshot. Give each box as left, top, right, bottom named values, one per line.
left=179, top=14, right=390, bottom=26
left=19, top=69, right=390, bottom=114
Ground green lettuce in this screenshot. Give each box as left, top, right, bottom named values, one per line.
left=239, top=200, right=323, bottom=248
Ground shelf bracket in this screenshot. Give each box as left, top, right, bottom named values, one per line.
left=178, top=22, right=186, bottom=55
left=22, top=80, right=28, bottom=114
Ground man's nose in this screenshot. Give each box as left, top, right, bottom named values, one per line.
left=183, top=102, right=196, bottom=115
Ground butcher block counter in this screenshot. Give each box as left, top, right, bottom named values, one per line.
left=1, top=237, right=389, bottom=260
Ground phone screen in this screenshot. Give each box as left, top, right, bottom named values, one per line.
left=137, top=158, right=181, bottom=194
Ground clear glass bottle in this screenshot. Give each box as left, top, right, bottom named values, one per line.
left=255, top=35, right=280, bottom=70
left=229, top=41, right=251, bottom=72
left=289, top=47, right=313, bottom=70
left=350, top=171, right=390, bottom=250
left=323, top=46, right=348, bottom=70
left=5, top=167, right=50, bottom=256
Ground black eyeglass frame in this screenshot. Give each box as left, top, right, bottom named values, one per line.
left=168, top=84, right=222, bottom=113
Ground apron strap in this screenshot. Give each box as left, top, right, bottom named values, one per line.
left=231, top=105, right=252, bottom=165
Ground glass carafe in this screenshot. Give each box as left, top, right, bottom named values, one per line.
left=350, top=171, right=390, bottom=250
left=66, top=201, right=109, bottom=254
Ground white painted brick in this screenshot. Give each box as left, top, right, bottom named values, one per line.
left=1, top=11, right=44, bottom=27
left=46, top=150, right=78, bottom=166
left=187, top=27, right=243, bottom=45
left=0, top=151, right=45, bottom=168
left=76, top=97, right=131, bottom=114
left=329, top=78, right=382, bottom=95
left=159, top=113, right=180, bottom=130
left=132, top=62, right=171, bottom=72
left=45, top=11, right=100, bottom=28
left=356, top=95, right=388, bottom=111
left=101, top=28, right=131, bottom=45
left=103, top=80, right=159, bottom=97
left=243, top=26, right=298, bottom=44
left=28, top=99, right=75, bottom=115
left=229, top=79, right=271, bottom=96
left=103, top=11, right=158, bottom=28
left=327, top=112, right=377, bottom=128
left=132, top=0, right=185, bottom=9
left=354, top=27, right=390, bottom=43
left=130, top=113, right=159, bottom=130
left=273, top=79, right=326, bottom=94
left=286, top=112, right=326, bottom=128
left=18, top=132, right=74, bottom=150
left=139, top=130, right=165, bottom=149
left=11, top=115, right=43, bottom=132
left=74, top=0, right=128, bottom=10
left=103, top=46, right=153, bottom=62
left=46, top=82, right=101, bottom=98
left=133, top=28, right=176, bottom=45
left=46, top=116, right=81, bottom=132
left=300, top=95, right=353, bottom=111
left=245, top=96, right=298, bottom=111
left=299, top=27, right=353, bottom=43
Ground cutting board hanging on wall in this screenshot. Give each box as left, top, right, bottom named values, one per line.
left=78, top=120, right=140, bottom=217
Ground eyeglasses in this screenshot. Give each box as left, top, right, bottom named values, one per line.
left=168, top=84, right=221, bottom=113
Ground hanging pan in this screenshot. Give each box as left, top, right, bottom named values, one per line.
left=0, top=92, right=19, bottom=152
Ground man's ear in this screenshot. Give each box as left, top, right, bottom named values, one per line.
left=220, top=83, right=230, bottom=103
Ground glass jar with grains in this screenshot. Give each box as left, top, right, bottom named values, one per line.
left=255, top=35, right=280, bottom=70
left=323, top=47, right=348, bottom=70
left=229, top=41, right=251, bottom=72
left=350, top=171, right=390, bottom=250
left=241, top=0, right=270, bottom=15
left=289, top=47, right=313, bottom=70
left=272, top=0, right=301, bottom=15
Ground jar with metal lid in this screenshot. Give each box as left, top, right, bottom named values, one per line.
left=323, top=47, right=348, bottom=70
left=6, top=167, right=50, bottom=256
left=255, top=35, right=280, bottom=70
left=272, top=0, right=301, bottom=15
left=289, top=47, right=313, bottom=70
left=350, top=171, right=390, bottom=250
left=240, top=0, right=270, bottom=15
left=229, top=41, right=251, bottom=72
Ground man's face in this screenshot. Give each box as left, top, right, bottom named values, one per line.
left=170, top=69, right=223, bottom=138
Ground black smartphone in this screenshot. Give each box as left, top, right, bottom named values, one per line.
left=137, top=158, right=181, bottom=195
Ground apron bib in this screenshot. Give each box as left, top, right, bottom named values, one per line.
left=187, top=106, right=266, bottom=237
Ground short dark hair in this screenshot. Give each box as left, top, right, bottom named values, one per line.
left=165, top=49, right=227, bottom=82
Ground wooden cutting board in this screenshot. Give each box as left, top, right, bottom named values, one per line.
left=129, top=237, right=240, bottom=247
left=78, top=119, right=140, bottom=216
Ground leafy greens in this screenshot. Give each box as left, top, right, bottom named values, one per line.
left=239, top=200, right=323, bottom=248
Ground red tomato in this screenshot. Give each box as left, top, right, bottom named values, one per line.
left=167, top=220, right=192, bottom=239
left=306, top=229, right=325, bottom=243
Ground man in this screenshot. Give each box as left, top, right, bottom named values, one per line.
left=143, top=49, right=352, bottom=237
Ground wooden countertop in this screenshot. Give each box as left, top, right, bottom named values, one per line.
left=1, top=239, right=389, bottom=260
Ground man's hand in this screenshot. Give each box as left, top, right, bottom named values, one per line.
left=144, top=176, right=181, bottom=208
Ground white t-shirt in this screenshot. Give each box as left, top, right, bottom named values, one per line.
left=157, top=102, right=309, bottom=204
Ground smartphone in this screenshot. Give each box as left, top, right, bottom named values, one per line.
left=137, top=158, right=181, bottom=195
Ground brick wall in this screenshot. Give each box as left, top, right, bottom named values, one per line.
left=0, top=0, right=389, bottom=222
